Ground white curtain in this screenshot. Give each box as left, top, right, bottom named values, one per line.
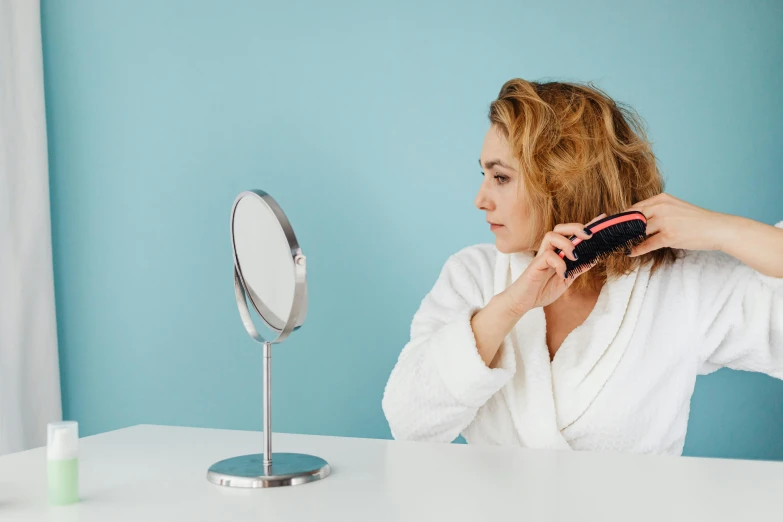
left=0, top=0, right=61, bottom=454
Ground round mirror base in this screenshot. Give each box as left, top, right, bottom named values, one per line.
left=207, top=453, right=330, bottom=488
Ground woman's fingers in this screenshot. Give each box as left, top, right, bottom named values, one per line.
left=539, top=231, right=580, bottom=261
left=552, top=223, right=594, bottom=240
left=539, top=250, right=568, bottom=278
left=629, top=232, right=668, bottom=257
left=644, top=216, right=663, bottom=236
left=629, top=197, right=667, bottom=219
left=586, top=213, right=608, bottom=226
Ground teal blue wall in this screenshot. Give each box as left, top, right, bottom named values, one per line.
left=41, top=0, right=783, bottom=459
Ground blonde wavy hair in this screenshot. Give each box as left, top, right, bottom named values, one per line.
left=488, top=78, right=677, bottom=291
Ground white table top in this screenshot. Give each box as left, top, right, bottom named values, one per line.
left=1, top=424, right=781, bottom=521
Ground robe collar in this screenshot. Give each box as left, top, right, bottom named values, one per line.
left=493, top=250, right=651, bottom=448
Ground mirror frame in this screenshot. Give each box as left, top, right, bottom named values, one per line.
left=230, top=189, right=307, bottom=345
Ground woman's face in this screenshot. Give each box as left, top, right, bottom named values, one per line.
left=476, top=125, right=534, bottom=253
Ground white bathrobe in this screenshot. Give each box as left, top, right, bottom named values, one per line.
left=382, top=222, right=783, bottom=455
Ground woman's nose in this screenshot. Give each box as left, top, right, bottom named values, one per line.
left=474, top=184, right=494, bottom=211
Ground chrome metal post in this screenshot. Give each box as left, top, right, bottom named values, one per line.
left=263, top=341, right=272, bottom=469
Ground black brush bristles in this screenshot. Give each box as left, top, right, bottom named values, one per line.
left=557, top=211, right=647, bottom=279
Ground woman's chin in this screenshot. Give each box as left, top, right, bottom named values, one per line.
left=494, top=238, right=516, bottom=254
left=494, top=237, right=533, bottom=254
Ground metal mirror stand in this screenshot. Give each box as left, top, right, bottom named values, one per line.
left=206, top=190, right=330, bottom=488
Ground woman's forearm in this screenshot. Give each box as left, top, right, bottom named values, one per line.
left=470, top=292, right=528, bottom=367
left=716, top=214, right=783, bottom=278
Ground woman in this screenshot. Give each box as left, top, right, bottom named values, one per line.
left=382, top=79, right=783, bottom=455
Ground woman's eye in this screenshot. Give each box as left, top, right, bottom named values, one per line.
left=494, top=174, right=509, bottom=184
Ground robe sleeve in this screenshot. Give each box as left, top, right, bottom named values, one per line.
left=688, top=221, right=783, bottom=378
left=382, top=246, right=516, bottom=442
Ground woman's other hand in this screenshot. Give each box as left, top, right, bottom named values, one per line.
left=627, top=194, right=724, bottom=257
left=628, top=193, right=783, bottom=278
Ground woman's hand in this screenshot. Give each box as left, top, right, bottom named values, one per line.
left=474, top=213, right=604, bottom=367
left=627, top=194, right=724, bottom=257
left=502, top=215, right=605, bottom=315
left=628, top=193, right=783, bottom=278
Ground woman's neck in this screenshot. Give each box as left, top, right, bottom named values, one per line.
left=562, top=282, right=603, bottom=303
left=543, top=282, right=604, bottom=360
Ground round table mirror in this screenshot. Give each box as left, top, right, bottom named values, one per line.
left=206, top=190, right=330, bottom=488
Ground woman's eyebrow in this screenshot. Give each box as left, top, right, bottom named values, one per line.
left=479, top=158, right=514, bottom=170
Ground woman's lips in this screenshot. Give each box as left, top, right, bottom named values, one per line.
left=489, top=223, right=504, bottom=231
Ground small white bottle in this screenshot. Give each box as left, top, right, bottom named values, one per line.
left=47, top=421, right=79, bottom=505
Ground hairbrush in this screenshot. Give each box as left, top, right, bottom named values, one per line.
left=556, top=210, right=647, bottom=278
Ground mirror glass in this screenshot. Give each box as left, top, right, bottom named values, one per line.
left=232, top=194, right=302, bottom=332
